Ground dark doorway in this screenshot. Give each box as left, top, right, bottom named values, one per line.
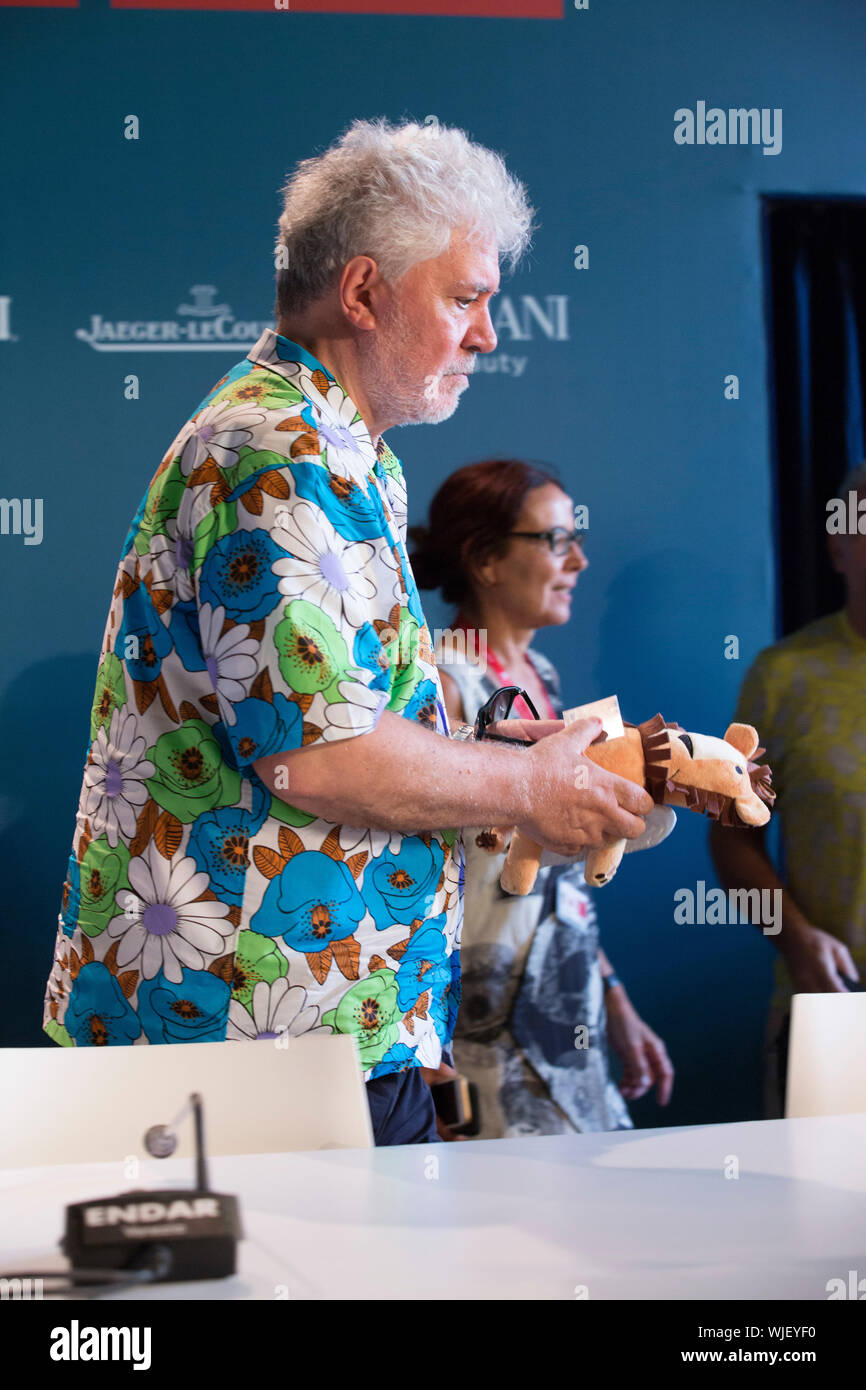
left=761, top=196, right=866, bottom=635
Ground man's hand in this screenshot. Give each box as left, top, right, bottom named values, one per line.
left=510, top=716, right=653, bottom=857
left=780, top=924, right=860, bottom=993
left=604, top=989, right=675, bottom=1105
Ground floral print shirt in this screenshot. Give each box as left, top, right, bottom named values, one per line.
left=43, top=330, right=463, bottom=1079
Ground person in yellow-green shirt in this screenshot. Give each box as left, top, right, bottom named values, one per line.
left=710, top=462, right=866, bottom=1117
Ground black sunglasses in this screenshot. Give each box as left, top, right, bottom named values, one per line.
left=473, top=685, right=540, bottom=745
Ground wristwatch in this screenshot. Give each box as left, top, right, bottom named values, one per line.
left=450, top=722, right=476, bottom=741
left=602, top=971, right=624, bottom=993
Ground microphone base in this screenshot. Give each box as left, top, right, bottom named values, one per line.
left=62, top=1188, right=242, bottom=1283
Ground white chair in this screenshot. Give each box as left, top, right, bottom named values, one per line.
left=785, top=991, right=866, bottom=1118
left=0, top=1034, right=373, bottom=1169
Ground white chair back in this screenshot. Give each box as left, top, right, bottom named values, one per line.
left=786, top=991, right=866, bottom=1118
left=0, top=1034, right=373, bottom=1168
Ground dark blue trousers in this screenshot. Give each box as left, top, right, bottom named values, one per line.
left=365, top=1067, right=442, bottom=1146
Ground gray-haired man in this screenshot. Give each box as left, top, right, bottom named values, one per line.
left=44, top=118, right=651, bottom=1145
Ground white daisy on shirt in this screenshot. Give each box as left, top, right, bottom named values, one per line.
left=82, top=708, right=155, bottom=848
left=176, top=403, right=267, bottom=477
left=199, top=603, right=259, bottom=726
left=271, top=501, right=376, bottom=630
left=226, top=978, right=330, bottom=1041
left=107, top=845, right=233, bottom=984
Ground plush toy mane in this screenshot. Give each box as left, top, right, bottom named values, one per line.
left=633, top=713, right=776, bottom=827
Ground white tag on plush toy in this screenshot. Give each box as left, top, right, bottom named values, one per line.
left=563, top=694, right=624, bottom=741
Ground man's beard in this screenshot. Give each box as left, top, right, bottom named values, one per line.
left=357, top=299, right=470, bottom=428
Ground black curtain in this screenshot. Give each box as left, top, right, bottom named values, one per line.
left=762, top=197, right=866, bottom=635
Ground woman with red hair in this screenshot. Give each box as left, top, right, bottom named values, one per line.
left=409, top=459, right=673, bottom=1137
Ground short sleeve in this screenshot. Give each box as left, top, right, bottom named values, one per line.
left=191, top=442, right=391, bottom=769
left=731, top=648, right=785, bottom=795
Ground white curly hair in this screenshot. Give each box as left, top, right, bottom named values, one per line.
left=273, top=117, right=535, bottom=319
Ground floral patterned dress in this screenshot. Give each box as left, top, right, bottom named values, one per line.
left=439, top=648, right=632, bottom=1136
left=43, top=330, right=463, bottom=1079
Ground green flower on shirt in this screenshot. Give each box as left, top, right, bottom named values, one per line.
left=135, top=472, right=187, bottom=551
left=322, top=970, right=401, bottom=1068
left=274, top=599, right=350, bottom=701
left=146, top=720, right=241, bottom=823
left=217, top=374, right=306, bottom=413
left=78, top=835, right=131, bottom=938
left=44, top=1019, right=73, bottom=1047
left=90, top=652, right=127, bottom=741
left=191, top=501, right=239, bottom=574
left=230, top=928, right=289, bottom=1010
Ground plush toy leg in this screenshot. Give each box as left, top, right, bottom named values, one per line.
left=584, top=838, right=626, bottom=886
left=500, top=830, right=544, bottom=895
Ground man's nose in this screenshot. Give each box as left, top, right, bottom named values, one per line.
left=465, top=306, right=497, bottom=355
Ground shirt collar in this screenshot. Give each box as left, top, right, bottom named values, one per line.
left=247, top=328, right=388, bottom=494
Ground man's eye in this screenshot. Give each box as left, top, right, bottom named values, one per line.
left=455, top=297, right=476, bottom=307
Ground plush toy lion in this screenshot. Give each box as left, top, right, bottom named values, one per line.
left=491, top=714, right=775, bottom=894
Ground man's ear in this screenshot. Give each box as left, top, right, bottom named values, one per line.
left=339, top=255, right=383, bottom=331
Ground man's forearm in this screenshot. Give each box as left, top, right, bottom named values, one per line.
left=253, top=708, right=534, bottom=833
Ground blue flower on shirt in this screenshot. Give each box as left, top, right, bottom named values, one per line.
left=115, top=585, right=174, bottom=684
left=138, top=967, right=231, bottom=1044
left=403, top=677, right=438, bottom=728
left=353, top=622, right=392, bottom=692
left=395, top=918, right=450, bottom=1012
left=403, top=564, right=425, bottom=627
left=63, top=963, right=141, bottom=1046
left=199, top=529, right=285, bottom=623
left=251, top=851, right=367, bottom=953
left=365, top=837, right=445, bottom=929
left=372, top=1042, right=417, bottom=1077
left=213, top=691, right=304, bottom=768
left=187, top=780, right=271, bottom=903
left=119, top=490, right=150, bottom=565
left=167, top=600, right=206, bottom=674
left=289, top=461, right=382, bottom=541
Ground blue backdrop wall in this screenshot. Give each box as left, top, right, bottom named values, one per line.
left=2, top=0, right=864, bottom=1126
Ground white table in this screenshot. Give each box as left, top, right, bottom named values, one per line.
left=3, top=1113, right=865, bottom=1299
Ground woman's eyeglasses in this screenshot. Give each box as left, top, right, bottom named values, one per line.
left=508, top=528, right=587, bottom=556
left=473, top=685, right=540, bottom=745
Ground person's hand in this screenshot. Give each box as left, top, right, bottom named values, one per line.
left=604, top=989, right=675, bottom=1105
left=779, top=924, right=859, bottom=993
left=419, top=1060, right=469, bottom=1141
left=508, top=717, right=654, bottom=858
left=487, top=717, right=565, bottom=742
